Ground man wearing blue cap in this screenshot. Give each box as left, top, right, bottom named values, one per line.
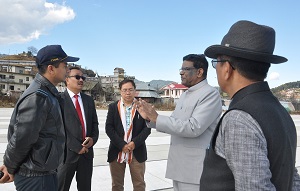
left=0, top=45, right=79, bottom=191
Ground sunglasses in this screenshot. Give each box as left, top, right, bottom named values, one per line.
left=68, top=75, right=86, bottom=81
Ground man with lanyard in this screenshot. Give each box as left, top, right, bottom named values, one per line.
left=105, top=79, right=151, bottom=191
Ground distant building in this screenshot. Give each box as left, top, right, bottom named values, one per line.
left=135, top=83, right=161, bottom=103
left=0, top=61, right=137, bottom=102
left=157, top=82, right=188, bottom=105
left=100, top=67, right=126, bottom=92
left=161, top=82, right=188, bottom=99
left=99, top=67, right=135, bottom=101
left=0, top=59, right=35, bottom=66
left=0, top=64, right=35, bottom=97
left=221, top=99, right=231, bottom=111
left=82, top=81, right=105, bottom=101
left=280, top=101, right=295, bottom=112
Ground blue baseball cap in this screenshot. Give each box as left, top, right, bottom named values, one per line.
left=36, top=45, right=79, bottom=67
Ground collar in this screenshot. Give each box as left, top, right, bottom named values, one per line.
left=67, top=88, right=81, bottom=98
left=121, top=97, right=135, bottom=107
left=35, top=73, right=59, bottom=97
left=229, top=81, right=270, bottom=109
left=187, top=79, right=208, bottom=92
left=124, top=104, right=133, bottom=110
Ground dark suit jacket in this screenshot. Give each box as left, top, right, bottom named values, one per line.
left=61, top=90, right=99, bottom=163
left=105, top=101, right=151, bottom=163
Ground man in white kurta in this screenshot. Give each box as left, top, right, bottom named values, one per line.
left=136, top=54, right=222, bottom=191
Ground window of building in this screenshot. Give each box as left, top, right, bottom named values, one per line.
left=10, top=86, right=14, bottom=90
left=165, top=90, right=169, bottom=96
left=26, top=77, right=30, bottom=81
left=0, top=74, right=6, bottom=79
left=0, top=84, right=5, bottom=89
left=9, top=75, right=15, bottom=79
left=1, top=66, right=8, bottom=72
left=19, top=70, right=24, bottom=74
left=19, top=79, right=23, bottom=83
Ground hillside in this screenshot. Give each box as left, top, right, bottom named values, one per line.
left=271, top=81, right=300, bottom=102
left=1, top=54, right=35, bottom=61
left=271, top=81, right=300, bottom=92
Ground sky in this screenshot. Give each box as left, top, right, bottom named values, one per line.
left=0, top=0, right=299, bottom=88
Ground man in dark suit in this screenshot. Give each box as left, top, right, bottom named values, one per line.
left=105, top=79, right=151, bottom=191
left=57, top=66, right=99, bottom=191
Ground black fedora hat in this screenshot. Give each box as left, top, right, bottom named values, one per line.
left=205, top=20, right=287, bottom=64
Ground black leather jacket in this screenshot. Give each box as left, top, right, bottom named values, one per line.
left=3, top=73, right=65, bottom=177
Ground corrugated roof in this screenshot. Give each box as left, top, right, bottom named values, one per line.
left=136, top=83, right=157, bottom=91
left=82, top=81, right=99, bottom=90
left=135, top=91, right=161, bottom=98
left=163, top=83, right=187, bottom=90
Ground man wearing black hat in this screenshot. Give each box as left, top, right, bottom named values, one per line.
left=0, top=45, right=79, bottom=191
left=200, top=20, right=300, bottom=190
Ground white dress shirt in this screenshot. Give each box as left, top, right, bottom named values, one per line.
left=67, top=88, right=87, bottom=136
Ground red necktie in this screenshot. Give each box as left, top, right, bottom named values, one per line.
left=74, top=94, right=85, bottom=140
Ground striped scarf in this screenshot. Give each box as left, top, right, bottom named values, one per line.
left=117, top=99, right=136, bottom=163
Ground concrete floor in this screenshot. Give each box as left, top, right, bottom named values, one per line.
left=0, top=109, right=173, bottom=191
left=0, top=108, right=300, bottom=191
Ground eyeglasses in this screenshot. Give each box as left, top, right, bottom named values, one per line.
left=121, top=89, right=135, bottom=93
left=179, top=67, right=197, bottom=73
left=68, top=75, right=86, bottom=81
left=211, top=59, right=234, bottom=69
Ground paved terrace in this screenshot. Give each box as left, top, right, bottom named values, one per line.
left=0, top=108, right=299, bottom=191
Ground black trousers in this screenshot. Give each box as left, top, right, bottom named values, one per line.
left=57, top=155, right=93, bottom=191
left=14, top=173, right=58, bottom=191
